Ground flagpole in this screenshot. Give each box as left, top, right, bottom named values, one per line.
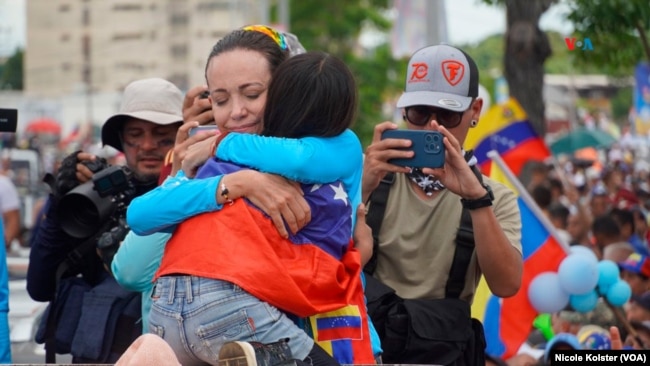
left=487, top=150, right=571, bottom=254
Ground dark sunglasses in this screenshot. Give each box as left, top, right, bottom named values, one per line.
left=403, top=105, right=465, bottom=128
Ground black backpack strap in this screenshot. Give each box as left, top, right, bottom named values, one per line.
left=445, top=163, right=484, bottom=299
left=364, top=158, right=484, bottom=299
left=363, top=172, right=395, bottom=275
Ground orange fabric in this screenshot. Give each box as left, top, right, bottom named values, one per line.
left=158, top=150, right=175, bottom=185
left=155, top=199, right=363, bottom=318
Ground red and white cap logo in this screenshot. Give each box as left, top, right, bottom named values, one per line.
left=409, top=62, right=429, bottom=81
left=441, top=60, right=465, bottom=86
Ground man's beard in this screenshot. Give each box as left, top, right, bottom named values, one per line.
left=131, top=170, right=159, bottom=185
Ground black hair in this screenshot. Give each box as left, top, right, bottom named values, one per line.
left=549, top=178, right=564, bottom=194
left=531, top=184, right=552, bottom=210
left=204, top=28, right=290, bottom=83
left=261, top=51, right=357, bottom=138
left=610, top=207, right=636, bottom=232
left=548, top=202, right=570, bottom=228
left=591, top=215, right=622, bottom=239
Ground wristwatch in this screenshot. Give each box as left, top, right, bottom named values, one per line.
left=460, top=184, right=494, bottom=210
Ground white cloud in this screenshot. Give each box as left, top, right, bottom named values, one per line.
left=445, top=0, right=505, bottom=45
left=0, top=0, right=26, bottom=56
left=445, top=0, right=574, bottom=45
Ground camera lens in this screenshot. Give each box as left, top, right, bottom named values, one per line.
left=58, top=181, right=117, bottom=238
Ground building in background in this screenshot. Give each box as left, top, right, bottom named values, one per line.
left=24, top=0, right=262, bottom=98
left=390, top=0, right=447, bottom=59
left=20, top=0, right=266, bottom=135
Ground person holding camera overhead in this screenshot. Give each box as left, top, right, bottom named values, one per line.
left=361, top=44, right=523, bottom=365
left=26, top=77, right=184, bottom=364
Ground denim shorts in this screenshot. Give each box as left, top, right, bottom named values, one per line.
left=148, top=276, right=314, bottom=366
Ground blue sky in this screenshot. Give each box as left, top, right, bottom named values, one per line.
left=0, top=0, right=573, bottom=57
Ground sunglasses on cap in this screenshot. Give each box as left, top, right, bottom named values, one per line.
left=242, top=25, right=288, bottom=51
left=403, top=105, right=466, bottom=128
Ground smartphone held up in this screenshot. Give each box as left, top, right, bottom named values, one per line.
left=188, top=125, right=219, bottom=137
left=380, top=129, right=445, bottom=168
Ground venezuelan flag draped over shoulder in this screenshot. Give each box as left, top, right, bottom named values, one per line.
left=465, top=98, right=551, bottom=176
left=481, top=153, right=568, bottom=360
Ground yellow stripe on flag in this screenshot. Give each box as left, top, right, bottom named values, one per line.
left=464, top=97, right=528, bottom=151
left=471, top=275, right=490, bottom=322
left=488, top=160, right=516, bottom=193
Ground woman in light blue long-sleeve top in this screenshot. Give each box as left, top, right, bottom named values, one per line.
left=113, top=129, right=364, bottom=332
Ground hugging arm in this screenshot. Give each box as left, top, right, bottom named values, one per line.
left=126, top=173, right=222, bottom=235
left=127, top=129, right=363, bottom=236
left=111, top=231, right=170, bottom=291
left=216, top=129, right=363, bottom=225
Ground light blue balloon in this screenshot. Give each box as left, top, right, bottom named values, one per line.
left=598, top=282, right=612, bottom=297
left=597, top=260, right=620, bottom=290
left=570, top=245, right=599, bottom=262
left=558, top=254, right=599, bottom=295
left=569, top=290, right=599, bottom=313
left=529, top=272, right=570, bottom=314
left=606, top=280, right=632, bottom=307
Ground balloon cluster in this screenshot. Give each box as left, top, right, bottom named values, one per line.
left=528, top=246, right=632, bottom=314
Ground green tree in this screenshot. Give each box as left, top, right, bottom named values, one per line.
left=566, top=0, right=650, bottom=75
left=610, top=86, right=633, bottom=123
left=461, top=34, right=506, bottom=103
left=0, top=49, right=23, bottom=90
left=543, top=31, right=618, bottom=74
left=483, top=0, right=557, bottom=135
left=282, top=0, right=403, bottom=147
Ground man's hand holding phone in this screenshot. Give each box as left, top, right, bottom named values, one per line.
left=380, top=129, right=446, bottom=168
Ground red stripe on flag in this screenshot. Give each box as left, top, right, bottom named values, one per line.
left=499, top=236, right=566, bottom=359
left=316, top=326, right=363, bottom=342
left=500, top=138, right=551, bottom=176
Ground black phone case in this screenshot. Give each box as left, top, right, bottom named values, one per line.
left=381, top=129, right=445, bottom=168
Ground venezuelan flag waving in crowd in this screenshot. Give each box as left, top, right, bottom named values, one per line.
left=479, top=151, right=569, bottom=360
left=465, top=98, right=551, bottom=176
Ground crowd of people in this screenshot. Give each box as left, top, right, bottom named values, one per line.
left=0, top=22, right=642, bottom=366
left=497, top=142, right=650, bottom=365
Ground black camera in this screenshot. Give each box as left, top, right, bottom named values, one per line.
left=0, top=108, right=18, bottom=133
left=58, top=165, right=137, bottom=240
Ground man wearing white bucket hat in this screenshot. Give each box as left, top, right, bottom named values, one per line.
left=27, top=78, right=183, bottom=363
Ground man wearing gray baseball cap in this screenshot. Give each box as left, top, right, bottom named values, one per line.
left=362, top=44, right=523, bottom=365
left=27, top=77, right=183, bottom=363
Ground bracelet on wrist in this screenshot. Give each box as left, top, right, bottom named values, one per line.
left=221, top=181, right=234, bottom=206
